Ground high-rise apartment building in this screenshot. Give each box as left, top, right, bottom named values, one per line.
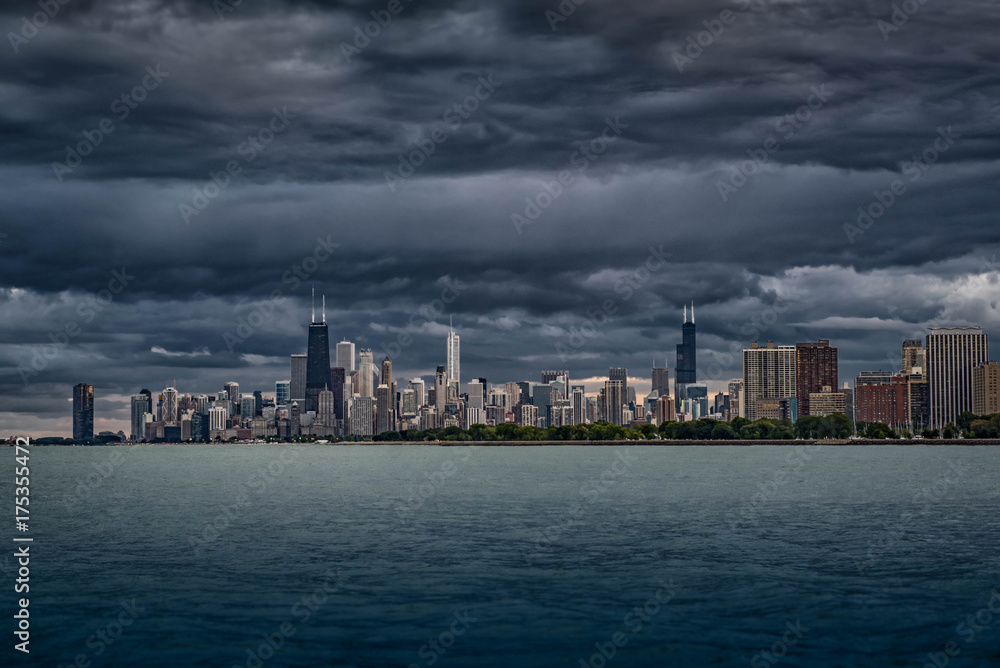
left=808, top=386, right=846, bottom=417
left=162, top=386, right=179, bottom=423
left=926, top=327, right=989, bottom=428
left=572, top=387, right=585, bottom=426
left=728, top=379, right=744, bottom=419
left=742, top=341, right=796, bottom=422
left=73, top=383, right=94, bottom=441
left=855, top=374, right=909, bottom=429
left=972, top=360, right=1000, bottom=417
left=352, top=396, right=374, bottom=437
left=795, top=340, right=838, bottom=416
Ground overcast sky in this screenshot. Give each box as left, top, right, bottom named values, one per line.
left=2, top=0, right=999, bottom=436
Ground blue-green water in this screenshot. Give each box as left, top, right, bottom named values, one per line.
left=5, top=444, right=1000, bottom=666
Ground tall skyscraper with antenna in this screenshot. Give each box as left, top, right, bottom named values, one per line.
left=675, top=302, right=697, bottom=411
left=447, top=317, right=460, bottom=394
left=305, top=287, right=332, bottom=413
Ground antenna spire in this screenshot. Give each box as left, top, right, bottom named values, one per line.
left=683, top=304, right=687, bottom=323
left=691, top=301, right=695, bottom=324
left=311, top=285, right=315, bottom=324
left=322, top=295, right=326, bottom=324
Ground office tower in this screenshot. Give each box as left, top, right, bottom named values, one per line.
left=162, top=386, right=179, bottom=423
left=533, top=384, right=553, bottom=408
left=358, top=350, right=375, bottom=398
left=290, top=354, right=308, bottom=403
left=474, top=377, right=488, bottom=407
left=808, top=386, right=846, bottom=417
left=434, top=365, right=448, bottom=416
left=289, top=401, right=301, bottom=437
left=728, top=379, right=743, bottom=419
left=336, top=340, right=356, bottom=373
left=795, top=340, right=838, bottom=416
left=742, top=341, right=796, bottom=421
left=652, top=361, right=670, bottom=399
left=330, top=368, right=346, bottom=422
left=305, top=292, right=332, bottom=413
left=224, top=382, right=239, bottom=414
left=317, top=389, right=336, bottom=430
left=855, top=374, right=909, bottom=429
left=447, top=320, right=460, bottom=394
left=572, top=387, right=585, bottom=425
left=542, top=370, right=569, bottom=388
left=401, top=389, right=418, bottom=417
left=240, top=394, right=256, bottom=423
left=381, top=357, right=393, bottom=395
left=208, top=406, right=228, bottom=432
left=130, top=394, right=150, bottom=441
left=675, top=302, right=697, bottom=409
left=352, top=396, right=374, bottom=436
left=603, top=379, right=624, bottom=426
left=252, top=390, right=263, bottom=417
left=608, top=368, right=628, bottom=406
left=375, top=384, right=393, bottom=434
left=902, top=338, right=925, bottom=374
left=655, top=395, right=676, bottom=424
left=515, top=382, right=530, bottom=406
left=926, top=327, right=989, bottom=428
left=409, top=378, right=426, bottom=407
left=467, top=380, right=485, bottom=410
left=973, top=361, right=1000, bottom=416
left=276, top=381, right=291, bottom=406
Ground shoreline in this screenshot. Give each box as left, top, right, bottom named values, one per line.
left=17, top=439, right=1000, bottom=446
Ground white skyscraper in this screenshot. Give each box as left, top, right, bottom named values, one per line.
left=926, top=327, right=989, bottom=428
left=336, top=340, right=356, bottom=373
left=447, top=320, right=460, bottom=394
left=352, top=395, right=374, bottom=436
left=467, top=380, right=484, bottom=410
left=359, top=350, right=375, bottom=398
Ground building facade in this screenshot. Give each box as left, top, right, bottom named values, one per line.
left=742, top=342, right=796, bottom=422
left=926, top=327, right=989, bottom=428
left=795, top=340, right=838, bottom=416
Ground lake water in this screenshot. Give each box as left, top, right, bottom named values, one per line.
left=7, top=444, right=1000, bottom=667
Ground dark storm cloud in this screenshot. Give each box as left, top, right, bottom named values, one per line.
left=1, top=0, right=999, bottom=434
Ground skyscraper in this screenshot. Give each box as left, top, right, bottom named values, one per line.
left=409, top=378, right=426, bottom=407
left=130, top=393, right=150, bottom=441
left=608, top=368, right=628, bottom=407
left=305, top=291, right=332, bottom=413
left=224, top=382, right=239, bottom=416
left=336, top=340, right=356, bottom=373
left=330, top=367, right=346, bottom=423
left=447, top=320, right=460, bottom=394
left=467, top=380, right=485, bottom=410
left=434, top=365, right=448, bottom=419
left=276, top=380, right=290, bottom=406
left=542, top=370, right=569, bottom=388
left=652, top=361, right=670, bottom=399
left=603, top=379, right=624, bottom=426
left=381, top=357, right=393, bottom=395
left=376, top=384, right=394, bottom=434
left=926, top=327, right=989, bottom=428
left=795, top=340, right=838, bottom=416
left=290, top=354, right=307, bottom=404
left=572, top=386, right=585, bottom=425
left=162, top=386, right=179, bottom=423
left=359, top=350, right=375, bottom=398
left=73, top=383, right=94, bottom=442
left=742, top=341, right=796, bottom=422
left=902, top=338, right=925, bottom=374
left=675, top=303, right=697, bottom=409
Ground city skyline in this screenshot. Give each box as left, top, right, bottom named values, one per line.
left=49, top=303, right=995, bottom=439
